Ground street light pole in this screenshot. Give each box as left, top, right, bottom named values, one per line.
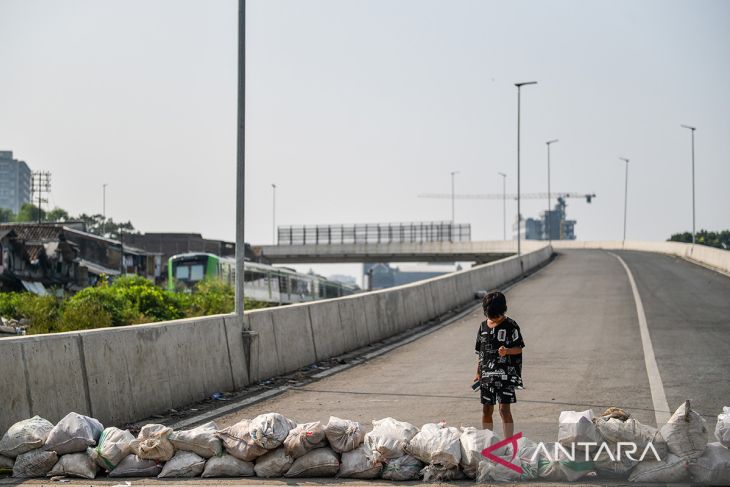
left=235, top=0, right=246, bottom=316
left=515, top=81, right=537, bottom=256
left=102, top=183, right=107, bottom=236
left=545, top=139, right=558, bottom=242
left=271, top=183, right=277, bottom=244
left=450, top=171, right=458, bottom=225
left=497, top=172, right=507, bottom=240
left=619, top=157, right=629, bottom=245
left=681, top=125, right=697, bottom=245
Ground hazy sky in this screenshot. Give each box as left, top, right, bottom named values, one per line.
left=1, top=0, right=729, bottom=280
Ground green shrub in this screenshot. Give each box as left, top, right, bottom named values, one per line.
left=58, top=298, right=113, bottom=332
left=185, top=280, right=235, bottom=316
left=0, top=292, right=21, bottom=317
left=15, top=294, right=62, bottom=334
left=111, top=276, right=184, bottom=322
left=66, top=286, right=141, bottom=326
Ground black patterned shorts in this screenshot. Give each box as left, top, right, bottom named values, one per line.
left=480, top=384, right=516, bottom=405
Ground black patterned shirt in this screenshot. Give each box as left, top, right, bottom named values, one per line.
left=475, top=317, right=525, bottom=388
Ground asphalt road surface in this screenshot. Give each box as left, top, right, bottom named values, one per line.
left=211, top=249, right=729, bottom=440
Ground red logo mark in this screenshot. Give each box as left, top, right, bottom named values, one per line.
left=481, top=431, right=523, bottom=474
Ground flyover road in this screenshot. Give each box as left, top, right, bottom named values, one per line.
left=214, top=249, right=730, bottom=441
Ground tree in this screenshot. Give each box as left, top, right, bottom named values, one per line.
left=15, top=203, right=45, bottom=223
left=669, top=230, right=730, bottom=250
left=46, top=207, right=70, bottom=222
left=75, top=213, right=135, bottom=239
left=0, top=208, right=14, bottom=223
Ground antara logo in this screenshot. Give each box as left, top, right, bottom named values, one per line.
left=480, top=432, right=663, bottom=475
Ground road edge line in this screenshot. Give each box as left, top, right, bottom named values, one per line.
left=609, top=251, right=671, bottom=426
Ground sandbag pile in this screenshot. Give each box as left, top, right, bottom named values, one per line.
left=2, top=401, right=727, bottom=483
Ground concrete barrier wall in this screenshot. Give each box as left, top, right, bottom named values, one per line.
left=552, top=240, right=730, bottom=274
left=0, top=244, right=552, bottom=434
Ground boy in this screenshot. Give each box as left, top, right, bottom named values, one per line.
left=474, top=291, right=525, bottom=437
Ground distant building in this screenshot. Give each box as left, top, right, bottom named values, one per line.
left=514, top=197, right=577, bottom=241
left=363, top=262, right=461, bottom=290
left=327, top=274, right=358, bottom=286
left=122, top=232, right=248, bottom=265
left=0, top=151, right=32, bottom=214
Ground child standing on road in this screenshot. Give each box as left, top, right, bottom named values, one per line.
left=474, top=291, right=525, bottom=437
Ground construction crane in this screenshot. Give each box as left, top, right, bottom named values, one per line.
left=418, top=192, right=595, bottom=202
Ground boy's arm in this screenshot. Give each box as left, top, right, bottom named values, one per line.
left=498, top=346, right=523, bottom=356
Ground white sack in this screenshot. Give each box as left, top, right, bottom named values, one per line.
left=593, top=441, right=639, bottom=478
left=337, top=444, right=382, bottom=479
left=715, top=406, right=730, bottom=448
left=476, top=456, right=522, bottom=483
left=537, top=442, right=595, bottom=482
left=364, top=417, right=418, bottom=461
left=380, top=454, right=422, bottom=481
left=558, top=409, right=602, bottom=446
left=47, top=450, right=98, bottom=479
left=595, top=416, right=668, bottom=459
left=659, top=400, right=707, bottom=460
left=90, top=427, right=135, bottom=471
left=420, top=464, right=464, bottom=481
left=12, top=448, right=58, bottom=478
left=218, top=419, right=268, bottom=461
left=44, top=412, right=103, bottom=455
left=285, top=447, right=339, bottom=477
left=108, top=454, right=161, bottom=477
left=249, top=413, right=296, bottom=450
left=129, top=424, right=174, bottom=462
left=324, top=416, right=364, bottom=453
left=628, top=453, right=689, bottom=482
left=253, top=447, right=293, bottom=477
left=406, top=422, right=461, bottom=468
left=201, top=453, right=255, bottom=478
left=283, top=422, right=327, bottom=459
left=157, top=450, right=205, bottom=478
left=0, top=416, right=54, bottom=458
left=169, top=421, right=222, bottom=458
left=459, top=427, right=504, bottom=479
left=689, top=442, right=730, bottom=485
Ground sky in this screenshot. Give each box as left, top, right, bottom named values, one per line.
left=1, top=0, right=729, bottom=282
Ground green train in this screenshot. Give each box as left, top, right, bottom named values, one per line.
left=167, top=253, right=357, bottom=304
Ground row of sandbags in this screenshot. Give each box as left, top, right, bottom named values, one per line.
left=477, top=401, right=730, bottom=484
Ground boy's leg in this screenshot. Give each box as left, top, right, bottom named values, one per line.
left=499, top=403, right=514, bottom=438
left=482, top=404, right=494, bottom=431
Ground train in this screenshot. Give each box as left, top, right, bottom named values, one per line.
left=167, top=252, right=358, bottom=304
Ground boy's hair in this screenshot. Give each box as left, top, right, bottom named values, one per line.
left=482, top=291, right=507, bottom=318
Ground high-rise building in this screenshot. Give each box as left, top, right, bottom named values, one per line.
left=514, top=196, right=577, bottom=241
left=0, top=151, right=32, bottom=214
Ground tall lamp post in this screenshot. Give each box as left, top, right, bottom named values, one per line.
left=235, top=0, right=246, bottom=316
left=545, top=139, right=558, bottom=242
left=271, top=183, right=277, bottom=244
left=619, top=157, right=629, bottom=245
left=680, top=125, right=696, bottom=245
left=102, top=183, right=108, bottom=236
left=497, top=172, right=507, bottom=240
left=515, top=81, right=537, bottom=256
left=450, top=171, right=459, bottom=225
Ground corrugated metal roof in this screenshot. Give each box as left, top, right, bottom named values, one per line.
left=0, top=224, right=63, bottom=241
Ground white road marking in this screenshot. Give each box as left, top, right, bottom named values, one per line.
left=610, top=252, right=671, bottom=426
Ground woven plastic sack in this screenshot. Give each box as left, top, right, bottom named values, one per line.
left=381, top=454, right=422, bottom=480
left=0, top=416, right=54, bottom=458
left=283, top=422, right=327, bottom=459
left=44, top=412, right=103, bottom=455
left=628, top=453, right=689, bottom=482
left=595, top=416, right=667, bottom=458
left=715, top=406, right=730, bottom=448
left=90, top=427, right=134, bottom=471
left=129, top=424, right=174, bottom=462
left=285, top=447, right=339, bottom=477
left=201, top=453, right=255, bottom=477
left=689, top=442, right=730, bottom=485
left=158, top=450, right=205, bottom=478
left=249, top=413, right=296, bottom=450
left=324, top=416, right=364, bottom=453
left=0, top=455, right=13, bottom=471
left=421, top=463, right=464, bottom=481
left=477, top=455, right=522, bottom=482
left=218, top=419, right=268, bottom=461
left=660, top=400, right=707, bottom=460
left=537, top=442, right=595, bottom=482
left=459, top=426, right=504, bottom=479
left=337, top=444, right=382, bottom=479
left=47, top=450, right=98, bottom=479
left=253, top=447, right=293, bottom=477
left=593, top=441, right=639, bottom=478
left=364, top=417, right=418, bottom=461
left=108, top=454, right=161, bottom=477
left=406, top=422, right=461, bottom=468
left=12, top=448, right=58, bottom=478
left=169, top=421, right=222, bottom=458
left=558, top=409, right=602, bottom=447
